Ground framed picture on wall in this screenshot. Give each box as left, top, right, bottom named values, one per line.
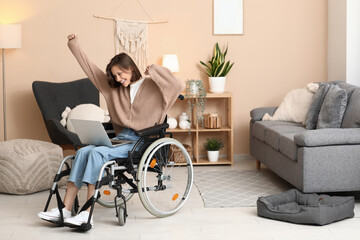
left=213, top=0, right=243, bottom=35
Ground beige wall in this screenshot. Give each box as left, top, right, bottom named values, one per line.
left=0, top=0, right=327, bottom=155
left=328, top=0, right=346, bottom=82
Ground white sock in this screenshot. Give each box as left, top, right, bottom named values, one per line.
left=62, top=208, right=72, bottom=217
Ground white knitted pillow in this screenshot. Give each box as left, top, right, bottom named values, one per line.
left=262, top=84, right=317, bottom=123
left=60, top=104, right=110, bottom=133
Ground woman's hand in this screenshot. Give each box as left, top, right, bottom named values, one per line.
left=144, top=65, right=151, bottom=75
left=67, top=34, right=77, bottom=41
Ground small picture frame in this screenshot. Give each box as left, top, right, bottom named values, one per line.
left=213, top=0, right=243, bottom=35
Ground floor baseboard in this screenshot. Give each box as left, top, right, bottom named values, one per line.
left=233, top=154, right=255, bottom=162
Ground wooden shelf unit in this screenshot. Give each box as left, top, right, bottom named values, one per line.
left=168, top=92, right=233, bottom=166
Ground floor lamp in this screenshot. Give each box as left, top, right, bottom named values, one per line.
left=0, top=24, right=21, bottom=141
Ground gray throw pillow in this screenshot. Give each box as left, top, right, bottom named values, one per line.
left=341, top=88, right=360, bottom=128
left=304, top=83, right=330, bottom=129
left=335, top=81, right=357, bottom=99
left=317, top=84, right=347, bottom=129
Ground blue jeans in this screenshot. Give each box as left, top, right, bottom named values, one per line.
left=68, top=128, right=140, bottom=189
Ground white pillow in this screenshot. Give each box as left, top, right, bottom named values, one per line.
left=60, top=104, right=110, bottom=133
left=262, top=84, right=316, bottom=123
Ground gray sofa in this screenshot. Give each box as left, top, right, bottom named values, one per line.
left=250, top=81, right=360, bottom=193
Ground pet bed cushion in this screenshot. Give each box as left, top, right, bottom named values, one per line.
left=257, top=189, right=354, bottom=225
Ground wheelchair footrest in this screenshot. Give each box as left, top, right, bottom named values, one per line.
left=65, top=222, right=92, bottom=231
left=41, top=218, right=65, bottom=227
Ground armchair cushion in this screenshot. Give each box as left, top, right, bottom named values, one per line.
left=45, top=119, right=84, bottom=146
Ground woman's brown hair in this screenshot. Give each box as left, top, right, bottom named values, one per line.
left=106, top=53, right=142, bottom=88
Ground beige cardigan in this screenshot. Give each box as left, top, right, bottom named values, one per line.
left=68, top=38, right=185, bottom=133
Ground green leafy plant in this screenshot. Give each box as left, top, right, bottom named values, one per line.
left=185, top=80, right=207, bottom=131
left=203, top=137, right=224, bottom=151
left=200, top=43, right=234, bottom=77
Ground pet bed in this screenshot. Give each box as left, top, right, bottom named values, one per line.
left=257, top=189, right=354, bottom=225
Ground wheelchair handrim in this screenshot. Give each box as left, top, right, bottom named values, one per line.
left=137, top=138, right=194, bottom=217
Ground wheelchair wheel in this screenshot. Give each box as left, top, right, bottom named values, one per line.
left=97, top=171, right=134, bottom=208
left=117, top=206, right=126, bottom=226
left=137, top=138, right=194, bottom=217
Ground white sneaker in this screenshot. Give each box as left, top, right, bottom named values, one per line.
left=64, top=211, right=94, bottom=227
left=38, top=208, right=72, bottom=222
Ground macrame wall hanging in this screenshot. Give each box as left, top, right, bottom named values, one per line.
left=115, top=20, right=148, bottom=72
left=94, top=0, right=167, bottom=72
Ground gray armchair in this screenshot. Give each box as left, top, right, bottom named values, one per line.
left=32, top=78, right=99, bottom=149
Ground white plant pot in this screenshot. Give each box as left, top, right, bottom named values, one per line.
left=189, top=82, right=199, bottom=94
left=207, top=150, right=219, bottom=162
left=209, top=77, right=226, bottom=93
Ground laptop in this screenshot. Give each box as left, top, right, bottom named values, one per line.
left=70, top=119, right=134, bottom=147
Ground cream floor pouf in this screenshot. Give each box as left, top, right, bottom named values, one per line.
left=0, top=139, right=64, bottom=194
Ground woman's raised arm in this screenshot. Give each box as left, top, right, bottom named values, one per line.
left=67, top=34, right=109, bottom=93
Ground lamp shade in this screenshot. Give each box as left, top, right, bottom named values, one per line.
left=0, top=24, right=21, bottom=49
left=162, top=54, right=180, bottom=73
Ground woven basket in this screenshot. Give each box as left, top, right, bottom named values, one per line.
left=169, top=144, right=192, bottom=163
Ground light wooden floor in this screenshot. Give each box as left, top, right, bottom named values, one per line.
left=1, top=157, right=360, bottom=240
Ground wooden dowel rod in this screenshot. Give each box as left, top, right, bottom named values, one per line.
left=93, top=15, right=168, bottom=24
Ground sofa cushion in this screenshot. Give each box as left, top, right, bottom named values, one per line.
left=264, top=124, right=305, bottom=151
left=341, top=88, right=360, bottom=128
left=317, top=85, right=347, bottom=129
left=252, top=121, right=298, bottom=142
left=294, top=128, right=360, bottom=147
left=304, top=83, right=330, bottom=130
left=279, top=132, right=303, bottom=161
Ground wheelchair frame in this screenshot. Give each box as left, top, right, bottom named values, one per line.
left=42, top=122, right=194, bottom=231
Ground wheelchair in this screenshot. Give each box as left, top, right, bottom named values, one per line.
left=41, top=121, right=194, bottom=231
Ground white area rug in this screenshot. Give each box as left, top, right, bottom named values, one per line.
left=194, top=169, right=292, bottom=208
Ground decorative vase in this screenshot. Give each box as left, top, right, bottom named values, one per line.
left=209, top=77, right=226, bottom=93
left=207, top=150, right=219, bottom=162
left=179, top=112, right=190, bottom=129
left=167, top=117, right=177, bottom=129
left=179, top=121, right=190, bottom=129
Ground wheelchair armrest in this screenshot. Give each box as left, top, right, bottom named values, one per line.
left=135, top=123, right=169, bottom=137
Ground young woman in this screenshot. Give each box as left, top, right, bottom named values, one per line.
left=38, top=34, right=185, bottom=227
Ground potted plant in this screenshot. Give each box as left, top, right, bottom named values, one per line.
left=203, top=137, right=224, bottom=162
left=200, top=43, right=234, bottom=93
